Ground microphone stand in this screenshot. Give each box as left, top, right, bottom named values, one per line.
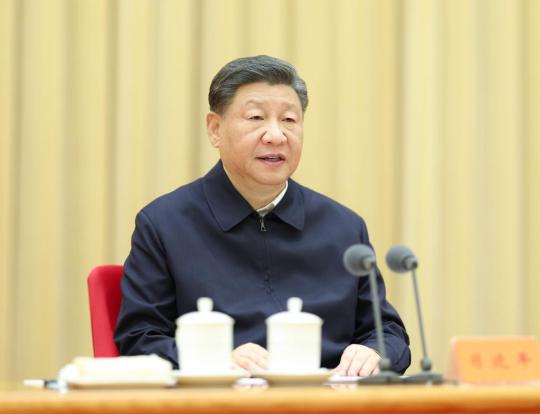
left=402, top=268, right=443, bottom=385
left=356, top=268, right=402, bottom=384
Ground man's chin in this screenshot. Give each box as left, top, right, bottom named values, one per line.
left=254, top=175, right=289, bottom=187
left=250, top=164, right=297, bottom=187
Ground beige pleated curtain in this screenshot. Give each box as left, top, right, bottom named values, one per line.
left=1, top=0, right=539, bottom=380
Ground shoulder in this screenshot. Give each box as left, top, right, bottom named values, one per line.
left=138, top=177, right=205, bottom=223
left=292, top=180, right=367, bottom=229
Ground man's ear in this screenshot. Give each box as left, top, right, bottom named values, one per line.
left=206, top=112, right=221, bottom=148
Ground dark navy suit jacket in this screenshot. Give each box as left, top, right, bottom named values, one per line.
left=114, top=161, right=411, bottom=373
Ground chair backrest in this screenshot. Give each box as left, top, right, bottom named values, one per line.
left=87, top=265, right=124, bottom=357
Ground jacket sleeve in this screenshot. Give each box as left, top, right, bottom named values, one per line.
left=113, top=210, right=179, bottom=367
left=353, top=220, right=411, bottom=374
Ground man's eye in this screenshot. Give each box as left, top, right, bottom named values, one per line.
left=249, top=115, right=263, bottom=120
left=283, top=117, right=296, bottom=123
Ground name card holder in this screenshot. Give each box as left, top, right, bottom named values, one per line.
left=447, top=336, right=540, bottom=384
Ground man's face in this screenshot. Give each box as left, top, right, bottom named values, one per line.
left=207, top=82, right=304, bottom=191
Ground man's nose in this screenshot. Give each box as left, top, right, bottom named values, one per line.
left=262, top=121, right=286, bottom=145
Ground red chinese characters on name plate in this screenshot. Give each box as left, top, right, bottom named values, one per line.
left=449, top=337, right=540, bottom=384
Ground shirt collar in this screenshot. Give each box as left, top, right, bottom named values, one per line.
left=203, top=161, right=305, bottom=232
left=256, top=181, right=288, bottom=217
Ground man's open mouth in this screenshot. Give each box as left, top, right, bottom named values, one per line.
left=257, top=154, right=285, bottom=162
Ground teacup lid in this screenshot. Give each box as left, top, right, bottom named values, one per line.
left=266, top=297, right=323, bottom=325
left=176, top=297, right=234, bottom=326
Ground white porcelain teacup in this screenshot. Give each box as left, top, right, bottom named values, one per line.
left=266, top=297, right=323, bottom=372
left=175, top=297, right=234, bottom=373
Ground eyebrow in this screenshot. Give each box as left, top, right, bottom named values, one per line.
left=244, top=99, right=298, bottom=110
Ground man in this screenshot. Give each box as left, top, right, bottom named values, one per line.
left=114, top=55, right=411, bottom=376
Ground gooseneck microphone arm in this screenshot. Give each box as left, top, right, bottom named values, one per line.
left=367, top=265, right=390, bottom=370
left=385, top=245, right=443, bottom=384
left=411, top=267, right=431, bottom=370
left=343, top=244, right=401, bottom=383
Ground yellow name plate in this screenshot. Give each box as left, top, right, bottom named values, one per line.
left=447, top=336, right=540, bottom=384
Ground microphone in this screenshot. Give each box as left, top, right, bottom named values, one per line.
left=343, top=244, right=401, bottom=384
left=385, top=245, right=418, bottom=272
left=386, top=245, right=443, bottom=384
left=343, top=244, right=376, bottom=276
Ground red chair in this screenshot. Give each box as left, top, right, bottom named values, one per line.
left=87, top=265, right=124, bottom=357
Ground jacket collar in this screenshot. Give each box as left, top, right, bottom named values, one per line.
left=203, top=161, right=305, bottom=232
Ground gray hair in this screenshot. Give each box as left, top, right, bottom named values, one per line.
left=208, top=55, right=308, bottom=114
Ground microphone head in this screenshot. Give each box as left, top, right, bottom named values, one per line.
left=343, top=244, right=376, bottom=276
left=386, top=245, right=418, bottom=273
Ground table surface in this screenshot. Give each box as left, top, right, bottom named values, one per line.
left=1, top=383, right=540, bottom=414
